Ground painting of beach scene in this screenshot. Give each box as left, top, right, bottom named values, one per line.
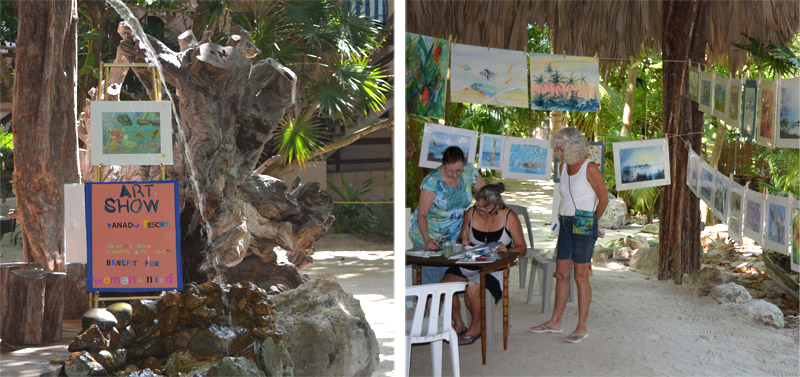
left=727, top=180, right=745, bottom=243
left=688, top=66, right=699, bottom=103
left=711, top=171, right=729, bottom=221
left=686, top=149, right=700, bottom=196
left=478, top=133, right=505, bottom=170
left=743, top=189, right=765, bottom=244
left=613, top=139, right=671, bottom=191
left=530, top=53, right=600, bottom=112
left=501, top=137, right=552, bottom=180
left=713, top=73, right=728, bottom=120
left=742, top=80, right=758, bottom=141
left=698, top=161, right=715, bottom=205
left=727, top=78, right=741, bottom=128
left=791, top=206, right=800, bottom=272
left=418, top=123, right=478, bottom=169
left=450, top=43, right=528, bottom=108
left=757, top=80, right=777, bottom=148
left=698, top=70, right=713, bottom=114
left=90, top=101, right=173, bottom=166
left=765, top=195, right=791, bottom=254
left=777, top=76, right=800, bottom=149
left=406, top=33, right=449, bottom=120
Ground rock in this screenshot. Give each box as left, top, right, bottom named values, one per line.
left=784, top=316, right=799, bottom=329
left=109, top=348, right=127, bottom=370
left=188, top=327, right=227, bottom=357
left=65, top=351, right=106, bottom=376
left=734, top=299, right=785, bottom=329
left=140, top=357, right=164, bottom=372
left=273, top=275, right=379, bottom=377
left=131, top=300, right=159, bottom=324
left=684, top=267, right=725, bottom=296
left=641, top=223, right=659, bottom=234
left=106, top=302, right=132, bottom=328
left=258, top=336, right=293, bottom=377
left=90, top=350, right=115, bottom=371
left=629, top=247, right=659, bottom=276
left=592, top=247, right=614, bottom=262
left=69, top=324, right=110, bottom=352
left=159, top=306, right=181, bottom=336
left=625, top=235, right=649, bottom=250
left=164, top=349, right=214, bottom=376
left=117, top=325, right=135, bottom=348
left=82, top=308, right=118, bottom=331
left=710, top=283, right=752, bottom=304
left=116, top=368, right=162, bottom=377
left=613, top=247, right=634, bottom=261
left=599, top=194, right=627, bottom=229
left=207, top=357, right=266, bottom=377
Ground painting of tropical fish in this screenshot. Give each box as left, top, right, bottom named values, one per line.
left=479, top=69, right=496, bottom=80
left=450, top=43, right=528, bottom=108
left=100, top=110, right=164, bottom=155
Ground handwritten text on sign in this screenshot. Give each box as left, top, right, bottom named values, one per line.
left=86, top=181, right=182, bottom=292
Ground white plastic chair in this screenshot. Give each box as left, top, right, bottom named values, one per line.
left=406, top=282, right=467, bottom=377
left=505, top=204, right=541, bottom=289
left=527, top=246, right=575, bottom=313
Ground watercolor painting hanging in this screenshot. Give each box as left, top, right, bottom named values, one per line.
left=529, top=53, right=600, bottom=112
left=612, top=139, right=671, bottom=191
left=757, top=80, right=777, bottom=148
left=698, top=70, right=714, bottom=114
left=741, top=80, right=758, bottom=141
left=501, top=137, right=553, bottom=180
left=418, top=123, right=478, bottom=169
left=687, top=65, right=699, bottom=103
left=406, top=33, right=449, bottom=120
left=686, top=149, right=700, bottom=196
left=713, top=73, right=728, bottom=120
left=727, top=180, right=745, bottom=244
left=450, top=43, right=528, bottom=108
left=726, top=78, right=742, bottom=129
left=765, top=195, right=791, bottom=254
left=743, top=189, right=765, bottom=244
left=478, top=133, right=505, bottom=170
left=698, top=160, right=715, bottom=205
left=791, top=205, right=800, bottom=272
left=90, top=101, right=173, bottom=166
left=777, top=76, right=800, bottom=149
left=711, top=171, right=729, bottom=221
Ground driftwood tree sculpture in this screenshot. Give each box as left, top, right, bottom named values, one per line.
left=78, top=22, right=334, bottom=290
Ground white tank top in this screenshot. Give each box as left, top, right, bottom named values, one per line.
left=559, top=159, right=597, bottom=216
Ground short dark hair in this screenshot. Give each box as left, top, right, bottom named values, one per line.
left=442, top=146, right=466, bottom=164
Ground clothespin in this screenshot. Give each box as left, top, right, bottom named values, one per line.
left=788, top=192, right=794, bottom=207
left=743, top=180, right=750, bottom=192
left=762, top=187, right=768, bottom=200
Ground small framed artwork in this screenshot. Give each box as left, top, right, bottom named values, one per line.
left=743, top=189, right=765, bottom=244
left=698, top=161, right=715, bottom=205
left=686, top=149, right=700, bottom=196
left=777, top=76, right=800, bottom=149
left=741, top=80, right=758, bottom=141
left=418, top=123, right=479, bottom=169
left=90, top=101, right=173, bottom=166
left=501, top=136, right=553, bottom=180
left=698, top=70, right=714, bottom=114
left=765, top=195, right=792, bottom=254
left=478, top=133, right=505, bottom=170
left=727, top=180, right=745, bottom=243
left=713, top=73, right=728, bottom=121
left=757, top=80, right=777, bottom=148
left=687, top=65, right=699, bottom=103
left=791, top=204, right=799, bottom=272
left=711, top=171, right=729, bottom=221
left=726, top=78, right=742, bottom=129
left=613, top=139, right=671, bottom=191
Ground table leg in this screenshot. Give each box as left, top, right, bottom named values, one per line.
left=415, top=266, right=421, bottom=285
left=503, top=267, right=509, bottom=350
left=480, top=272, right=487, bottom=365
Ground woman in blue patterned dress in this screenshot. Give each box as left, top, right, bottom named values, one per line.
left=409, top=146, right=485, bottom=284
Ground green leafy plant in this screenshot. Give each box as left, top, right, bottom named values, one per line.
left=327, top=176, right=375, bottom=232
left=274, top=108, right=326, bottom=168
left=0, top=131, right=13, bottom=199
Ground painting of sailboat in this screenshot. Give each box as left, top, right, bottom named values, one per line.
left=478, top=134, right=504, bottom=170
left=418, top=123, right=479, bottom=169
left=529, top=53, right=600, bottom=112
left=501, top=137, right=552, bottom=180
left=451, top=43, right=528, bottom=108
left=777, top=76, right=800, bottom=149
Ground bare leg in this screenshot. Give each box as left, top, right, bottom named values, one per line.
left=571, top=262, right=591, bottom=336
left=533, top=259, right=572, bottom=331
left=459, top=283, right=482, bottom=344
left=441, top=273, right=468, bottom=333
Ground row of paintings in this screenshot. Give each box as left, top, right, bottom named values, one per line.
left=407, top=34, right=601, bottom=117
left=688, top=68, right=799, bottom=149
left=686, top=149, right=800, bottom=271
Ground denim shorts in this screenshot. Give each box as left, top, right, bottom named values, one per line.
left=556, top=215, right=598, bottom=264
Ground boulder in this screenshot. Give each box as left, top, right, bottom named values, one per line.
left=82, top=308, right=118, bottom=331
left=258, top=337, right=293, bottom=377
left=592, top=247, right=614, bottom=262
left=599, top=194, right=627, bottom=229
left=625, top=235, right=649, bottom=250
left=613, top=247, right=634, bottom=261
left=734, top=299, right=785, bottom=329
left=207, top=357, right=266, bottom=377
left=164, top=349, right=214, bottom=376
left=684, top=266, right=725, bottom=296
left=629, top=246, right=659, bottom=276
left=106, top=302, right=132, bottom=329
left=641, top=223, right=659, bottom=234
left=710, top=283, right=752, bottom=304
left=65, top=351, right=106, bottom=376
left=272, top=275, right=379, bottom=377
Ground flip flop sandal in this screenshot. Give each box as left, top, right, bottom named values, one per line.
left=529, top=323, right=563, bottom=333
left=565, top=333, right=589, bottom=343
left=458, top=333, right=481, bottom=345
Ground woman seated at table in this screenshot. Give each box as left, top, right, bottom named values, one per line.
left=441, top=183, right=526, bottom=345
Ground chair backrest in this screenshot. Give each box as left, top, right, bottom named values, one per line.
left=405, top=207, right=413, bottom=250
left=406, top=282, right=466, bottom=338
left=506, top=203, right=535, bottom=249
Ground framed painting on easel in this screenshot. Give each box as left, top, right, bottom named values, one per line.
left=90, top=101, right=173, bottom=166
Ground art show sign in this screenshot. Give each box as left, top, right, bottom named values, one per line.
left=85, top=181, right=182, bottom=292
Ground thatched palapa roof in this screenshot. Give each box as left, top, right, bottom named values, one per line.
left=407, top=0, right=800, bottom=72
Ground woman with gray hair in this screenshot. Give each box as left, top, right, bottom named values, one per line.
left=441, top=182, right=526, bottom=345
left=530, top=127, right=608, bottom=343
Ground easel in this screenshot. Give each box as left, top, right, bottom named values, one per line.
left=89, top=62, right=170, bottom=308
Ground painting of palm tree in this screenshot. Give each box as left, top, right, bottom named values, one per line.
left=529, top=53, right=600, bottom=112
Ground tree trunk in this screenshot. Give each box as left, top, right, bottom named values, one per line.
left=12, top=0, right=79, bottom=272
left=77, top=24, right=333, bottom=287
left=659, top=0, right=707, bottom=283
left=621, top=60, right=642, bottom=137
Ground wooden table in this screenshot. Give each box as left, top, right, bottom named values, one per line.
left=406, top=252, right=518, bottom=365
